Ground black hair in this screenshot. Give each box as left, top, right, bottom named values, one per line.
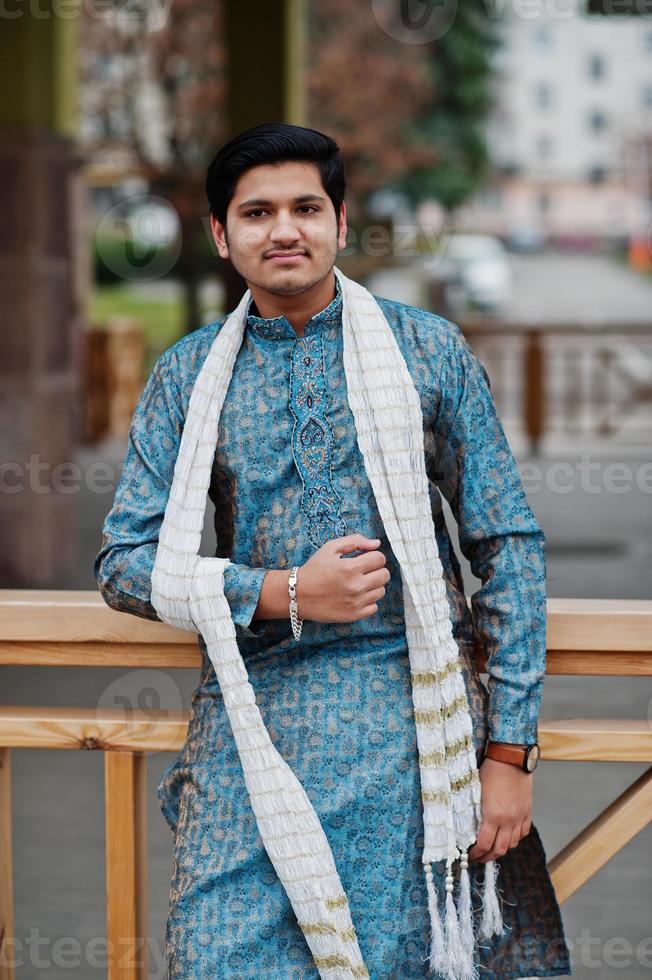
left=205, top=122, right=346, bottom=226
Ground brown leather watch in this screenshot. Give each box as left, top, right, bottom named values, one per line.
left=483, top=740, right=540, bottom=773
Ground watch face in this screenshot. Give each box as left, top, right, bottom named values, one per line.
left=525, top=744, right=540, bottom=772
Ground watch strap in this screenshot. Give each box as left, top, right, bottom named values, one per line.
left=484, top=741, right=531, bottom=770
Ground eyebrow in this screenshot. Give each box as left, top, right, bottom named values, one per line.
left=236, top=194, right=326, bottom=212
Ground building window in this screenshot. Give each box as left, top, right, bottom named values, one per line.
left=588, top=165, right=607, bottom=183
left=643, top=84, right=652, bottom=108
left=535, top=82, right=552, bottom=109
left=536, top=134, right=553, bottom=159
left=588, top=53, right=606, bottom=79
left=589, top=110, right=608, bottom=132
left=538, top=190, right=551, bottom=214
left=646, top=31, right=652, bottom=52
left=534, top=26, right=552, bottom=50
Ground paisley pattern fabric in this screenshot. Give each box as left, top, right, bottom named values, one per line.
left=94, top=278, right=572, bottom=979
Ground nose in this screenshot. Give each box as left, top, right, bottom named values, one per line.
left=269, top=212, right=301, bottom=247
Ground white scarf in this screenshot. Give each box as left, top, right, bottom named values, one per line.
left=151, top=266, right=504, bottom=979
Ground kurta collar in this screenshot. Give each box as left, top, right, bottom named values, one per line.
left=245, top=276, right=342, bottom=341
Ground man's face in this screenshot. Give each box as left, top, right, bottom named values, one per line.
left=210, top=161, right=347, bottom=296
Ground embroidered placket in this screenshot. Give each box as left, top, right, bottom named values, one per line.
left=288, top=332, right=348, bottom=550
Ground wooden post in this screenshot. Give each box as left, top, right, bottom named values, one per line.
left=0, top=749, right=15, bottom=980
left=524, top=329, right=545, bottom=455
left=548, top=765, right=652, bottom=904
left=222, top=0, right=307, bottom=311
left=105, top=753, right=149, bottom=980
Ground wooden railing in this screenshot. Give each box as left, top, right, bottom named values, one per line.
left=1, top=591, right=651, bottom=979
left=461, top=323, right=652, bottom=454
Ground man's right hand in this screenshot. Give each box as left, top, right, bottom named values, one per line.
left=297, top=533, right=390, bottom=623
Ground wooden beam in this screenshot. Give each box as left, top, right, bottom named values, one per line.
left=105, top=753, right=149, bottom=980
left=0, top=706, right=189, bottom=754
left=1, top=593, right=651, bottom=672
left=1, top=708, right=651, bottom=764
left=539, top=719, right=652, bottom=762
left=548, top=766, right=652, bottom=904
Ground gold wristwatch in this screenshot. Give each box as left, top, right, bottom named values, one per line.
left=483, top=740, right=540, bottom=773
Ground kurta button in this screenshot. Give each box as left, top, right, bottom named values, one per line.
left=303, top=356, right=311, bottom=365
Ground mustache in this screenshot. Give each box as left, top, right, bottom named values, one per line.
left=264, top=249, right=309, bottom=257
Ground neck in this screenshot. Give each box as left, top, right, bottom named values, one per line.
left=247, top=270, right=337, bottom=337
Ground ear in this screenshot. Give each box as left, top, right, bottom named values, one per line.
left=337, top=201, right=347, bottom=251
left=210, top=214, right=229, bottom=260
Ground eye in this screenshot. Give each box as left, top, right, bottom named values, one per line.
left=244, top=209, right=268, bottom=218
left=297, top=206, right=318, bottom=214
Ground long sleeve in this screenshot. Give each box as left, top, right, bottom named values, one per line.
left=431, top=323, right=547, bottom=744
left=93, top=352, right=269, bottom=639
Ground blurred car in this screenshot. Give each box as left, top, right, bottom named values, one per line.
left=505, top=222, right=546, bottom=253
left=436, top=234, right=513, bottom=315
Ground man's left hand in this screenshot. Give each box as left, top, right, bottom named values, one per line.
left=467, top=757, right=533, bottom=863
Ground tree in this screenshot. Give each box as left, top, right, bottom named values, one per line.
left=80, top=0, right=226, bottom=332
left=394, top=3, right=500, bottom=212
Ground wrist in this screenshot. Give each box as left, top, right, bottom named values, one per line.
left=253, top=569, right=297, bottom=620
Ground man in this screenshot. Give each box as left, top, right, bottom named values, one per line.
left=95, top=123, right=571, bottom=979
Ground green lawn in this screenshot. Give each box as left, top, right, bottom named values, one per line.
left=88, top=283, right=226, bottom=374
left=89, top=285, right=186, bottom=369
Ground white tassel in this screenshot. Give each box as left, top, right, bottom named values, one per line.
left=457, top=849, right=479, bottom=980
left=478, top=858, right=505, bottom=940
left=424, top=862, right=448, bottom=976
left=442, top=856, right=467, bottom=980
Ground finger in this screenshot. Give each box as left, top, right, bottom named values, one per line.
left=468, top=822, right=498, bottom=861
left=332, top=534, right=381, bottom=556
left=480, top=825, right=512, bottom=864
left=509, top=826, right=522, bottom=851
left=364, top=585, right=386, bottom=604
left=356, top=602, right=379, bottom=620
left=349, top=550, right=387, bottom=574
left=361, top=567, right=391, bottom=591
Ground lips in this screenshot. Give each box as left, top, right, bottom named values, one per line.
left=265, top=252, right=306, bottom=260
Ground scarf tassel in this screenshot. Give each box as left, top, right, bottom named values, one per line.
left=425, top=848, right=508, bottom=980
left=478, top=857, right=505, bottom=940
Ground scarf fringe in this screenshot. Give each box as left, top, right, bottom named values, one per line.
left=424, top=849, right=504, bottom=979
left=479, top=856, right=505, bottom=940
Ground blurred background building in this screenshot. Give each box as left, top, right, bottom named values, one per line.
left=464, top=14, right=652, bottom=251
left=1, top=2, right=651, bottom=978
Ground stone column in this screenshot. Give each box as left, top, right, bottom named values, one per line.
left=0, top=6, right=88, bottom=586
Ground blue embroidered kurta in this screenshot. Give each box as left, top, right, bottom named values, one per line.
left=94, top=278, right=572, bottom=979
